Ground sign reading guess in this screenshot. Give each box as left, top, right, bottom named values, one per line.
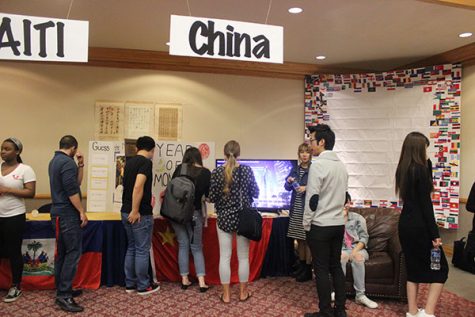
left=169, top=15, right=283, bottom=64
left=0, top=13, right=89, bottom=62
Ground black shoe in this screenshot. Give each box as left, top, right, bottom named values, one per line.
left=72, top=289, right=83, bottom=298
left=296, top=264, right=312, bottom=282
left=181, top=282, right=193, bottom=290
left=291, top=259, right=300, bottom=270
left=55, top=297, right=84, bottom=313
left=291, top=261, right=305, bottom=277
left=199, top=286, right=210, bottom=293
left=333, top=309, right=347, bottom=317
left=304, top=312, right=332, bottom=317
left=137, top=283, right=160, bottom=295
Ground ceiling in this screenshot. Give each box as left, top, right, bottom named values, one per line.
left=1, top=0, right=475, bottom=71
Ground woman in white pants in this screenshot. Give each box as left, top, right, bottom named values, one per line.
left=209, top=140, right=259, bottom=303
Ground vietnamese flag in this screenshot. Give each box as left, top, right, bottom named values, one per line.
left=0, top=220, right=103, bottom=290
left=152, top=217, right=273, bottom=285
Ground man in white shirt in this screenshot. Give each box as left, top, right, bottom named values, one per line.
left=303, top=124, right=349, bottom=317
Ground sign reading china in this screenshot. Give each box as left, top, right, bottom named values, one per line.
left=0, top=13, right=89, bottom=62
left=169, top=15, right=283, bottom=64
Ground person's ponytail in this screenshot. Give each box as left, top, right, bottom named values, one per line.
left=223, top=141, right=241, bottom=196
left=223, top=153, right=236, bottom=195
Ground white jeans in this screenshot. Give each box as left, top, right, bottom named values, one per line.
left=217, top=226, right=250, bottom=284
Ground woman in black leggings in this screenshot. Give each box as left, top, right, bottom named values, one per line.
left=0, top=138, right=36, bottom=303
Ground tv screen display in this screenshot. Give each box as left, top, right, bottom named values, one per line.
left=215, top=159, right=298, bottom=210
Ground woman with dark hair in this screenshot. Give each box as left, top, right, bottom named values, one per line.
left=170, top=147, right=211, bottom=292
left=0, top=138, right=36, bottom=302
left=395, top=132, right=448, bottom=317
left=209, top=140, right=259, bottom=303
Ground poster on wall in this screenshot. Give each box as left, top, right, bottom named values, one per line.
left=304, top=64, right=462, bottom=228
left=124, top=102, right=155, bottom=139
left=86, top=140, right=214, bottom=214
left=94, top=101, right=125, bottom=141
left=152, top=141, right=215, bottom=215
left=155, top=104, right=183, bottom=141
left=86, top=141, right=125, bottom=212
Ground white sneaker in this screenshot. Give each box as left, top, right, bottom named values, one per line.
left=3, top=286, right=22, bottom=303
left=406, top=308, right=422, bottom=317
left=355, top=294, right=378, bottom=309
left=417, top=309, right=435, bottom=317
left=331, top=291, right=335, bottom=302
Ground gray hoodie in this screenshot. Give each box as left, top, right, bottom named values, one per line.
left=303, top=150, right=348, bottom=230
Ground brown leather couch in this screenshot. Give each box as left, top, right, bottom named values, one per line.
left=344, top=207, right=407, bottom=301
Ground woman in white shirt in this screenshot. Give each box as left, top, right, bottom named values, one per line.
left=0, top=138, right=36, bottom=303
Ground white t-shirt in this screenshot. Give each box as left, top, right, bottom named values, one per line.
left=0, top=163, right=36, bottom=217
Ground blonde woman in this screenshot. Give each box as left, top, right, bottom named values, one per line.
left=285, top=143, right=312, bottom=282
left=209, top=140, right=259, bottom=303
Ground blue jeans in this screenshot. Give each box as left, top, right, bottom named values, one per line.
left=121, top=213, right=153, bottom=291
left=51, top=215, right=82, bottom=299
left=341, top=248, right=369, bottom=297
left=171, top=210, right=206, bottom=277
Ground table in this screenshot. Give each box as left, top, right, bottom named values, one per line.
left=1, top=213, right=295, bottom=289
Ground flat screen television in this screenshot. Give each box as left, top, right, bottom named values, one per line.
left=215, top=159, right=298, bottom=211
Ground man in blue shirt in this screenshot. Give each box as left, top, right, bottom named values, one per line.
left=49, top=135, right=87, bottom=312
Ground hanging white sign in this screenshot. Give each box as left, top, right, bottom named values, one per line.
left=169, top=15, right=283, bottom=64
left=0, top=12, right=89, bottom=62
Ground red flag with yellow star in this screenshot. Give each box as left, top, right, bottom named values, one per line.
left=152, top=217, right=273, bottom=284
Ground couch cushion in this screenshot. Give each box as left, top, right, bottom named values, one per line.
left=345, top=252, right=394, bottom=284
left=365, top=252, right=393, bottom=280
left=349, top=207, right=400, bottom=252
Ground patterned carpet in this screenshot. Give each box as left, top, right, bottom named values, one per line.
left=1, top=277, right=474, bottom=317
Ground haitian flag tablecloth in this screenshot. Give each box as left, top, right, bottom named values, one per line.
left=152, top=217, right=274, bottom=285
left=0, top=220, right=103, bottom=290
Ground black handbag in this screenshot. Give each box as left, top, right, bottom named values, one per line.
left=452, top=231, right=475, bottom=274
left=236, top=166, right=262, bottom=241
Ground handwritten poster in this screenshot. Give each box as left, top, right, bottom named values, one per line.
left=94, top=102, right=125, bottom=140
left=125, top=102, right=155, bottom=139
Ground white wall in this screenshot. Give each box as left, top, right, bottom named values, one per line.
left=0, top=62, right=304, bottom=194
left=1, top=61, right=474, bottom=242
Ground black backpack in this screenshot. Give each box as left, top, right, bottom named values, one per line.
left=452, top=231, right=475, bottom=274
left=161, top=164, right=195, bottom=224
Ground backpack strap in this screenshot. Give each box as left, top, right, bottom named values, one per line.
left=180, top=163, right=189, bottom=177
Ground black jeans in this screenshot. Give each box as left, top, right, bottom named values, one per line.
left=306, top=224, right=346, bottom=314
left=0, top=213, right=26, bottom=287
left=51, top=215, right=82, bottom=299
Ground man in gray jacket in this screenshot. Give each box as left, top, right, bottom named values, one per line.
left=303, top=124, right=348, bottom=317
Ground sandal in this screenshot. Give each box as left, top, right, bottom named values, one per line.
left=219, top=294, right=230, bottom=304
left=239, top=292, right=252, bottom=302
